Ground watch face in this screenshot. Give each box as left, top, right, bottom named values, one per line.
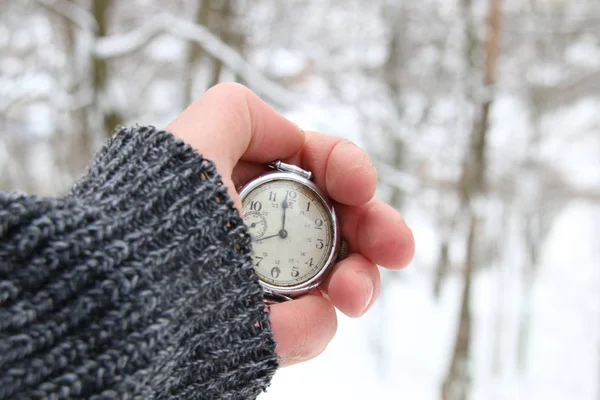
left=241, top=178, right=334, bottom=287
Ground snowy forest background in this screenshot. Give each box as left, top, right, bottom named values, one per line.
left=1, top=0, right=599, bottom=399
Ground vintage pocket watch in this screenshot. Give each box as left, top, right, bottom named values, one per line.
left=239, top=160, right=347, bottom=303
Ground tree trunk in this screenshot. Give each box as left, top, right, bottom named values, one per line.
left=207, top=0, right=246, bottom=87
left=442, top=215, right=478, bottom=400
left=384, top=1, right=408, bottom=210
left=434, top=210, right=463, bottom=299
left=517, top=213, right=538, bottom=372
left=182, top=0, right=212, bottom=107
left=91, top=0, right=123, bottom=137
left=442, top=0, right=502, bottom=399
left=433, top=241, right=450, bottom=298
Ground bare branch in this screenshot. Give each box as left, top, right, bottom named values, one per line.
left=94, top=15, right=303, bottom=107
left=93, top=17, right=162, bottom=58
left=36, top=0, right=97, bottom=32
left=531, top=70, right=600, bottom=113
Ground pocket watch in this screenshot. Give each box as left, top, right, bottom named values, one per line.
left=239, top=160, right=347, bottom=303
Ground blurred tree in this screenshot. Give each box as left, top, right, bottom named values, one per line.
left=442, top=1, right=502, bottom=400
left=91, top=0, right=123, bottom=138
left=382, top=0, right=409, bottom=210
left=182, top=0, right=211, bottom=106
left=209, top=0, right=246, bottom=86
left=182, top=0, right=247, bottom=107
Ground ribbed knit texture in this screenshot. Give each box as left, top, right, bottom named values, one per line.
left=0, top=126, right=278, bottom=399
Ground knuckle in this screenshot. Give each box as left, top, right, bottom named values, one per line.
left=206, top=82, right=254, bottom=136
left=207, top=83, right=251, bottom=114
left=210, top=83, right=254, bottom=113
left=209, top=82, right=251, bottom=97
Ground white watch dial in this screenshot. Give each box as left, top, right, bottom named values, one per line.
left=241, top=179, right=334, bottom=287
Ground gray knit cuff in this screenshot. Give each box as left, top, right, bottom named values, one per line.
left=0, top=126, right=278, bottom=399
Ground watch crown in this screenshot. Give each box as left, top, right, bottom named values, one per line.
left=336, top=239, right=348, bottom=262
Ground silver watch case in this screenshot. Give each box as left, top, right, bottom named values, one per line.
left=238, top=167, right=341, bottom=301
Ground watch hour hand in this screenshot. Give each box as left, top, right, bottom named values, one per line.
left=252, top=233, right=280, bottom=242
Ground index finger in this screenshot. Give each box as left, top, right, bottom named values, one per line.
left=284, top=131, right=377, bottom=206
left=166, top=83, right=305, bottom=176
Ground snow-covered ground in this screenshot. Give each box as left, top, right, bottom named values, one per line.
left=259, top=201, right=599, bottom=400
left=257, top=96, right=600, bottom=399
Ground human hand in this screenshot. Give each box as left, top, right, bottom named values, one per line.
left=166, top=83, right=415, bottom=367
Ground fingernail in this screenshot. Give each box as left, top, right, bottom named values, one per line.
left=358, top=271, right=374, bottom=313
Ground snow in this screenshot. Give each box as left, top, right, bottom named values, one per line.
left=251, top=48, right=307, bottom=79
left=145, top=34, right=186, bottom=62
left=0, top=56, right=22, bottom=77
left=540, top=99, right=600, bottom=188
left=35, top=0, right=97, bottom=32
left=566, top=39, right=600, bottom=69
left=260, top=200, right=600, bottom=400
left=284, top=102, right=364, bottom=146
left=24, top=103, right=54, bottom=137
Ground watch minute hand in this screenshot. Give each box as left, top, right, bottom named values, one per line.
left=281, top=192, right=289, bottom=231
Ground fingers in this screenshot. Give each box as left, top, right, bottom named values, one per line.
left=269, top=294, right=337, bottom=367
left=166, top=83, right=304, bottom=176
left=322, top=253, right=380, bottom=318
left=284, top=131, right=377, bottom=207
left=337, top=199, right=415, bottom=270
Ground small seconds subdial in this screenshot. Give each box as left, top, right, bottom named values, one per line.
left=243, top=211, right=267, bottom=240
left=241, top=179, right=334, bottom=287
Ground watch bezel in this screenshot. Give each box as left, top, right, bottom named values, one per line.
left=238, top=170, right=340, bottom=298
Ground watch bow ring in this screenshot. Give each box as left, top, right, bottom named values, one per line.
left=239, top=160, right=347, bottom=304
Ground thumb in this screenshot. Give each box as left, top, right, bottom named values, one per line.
left=166, top=83, right=305, bottom=179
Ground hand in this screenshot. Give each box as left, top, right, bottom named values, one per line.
left=166, top=83, right=415, bottom=367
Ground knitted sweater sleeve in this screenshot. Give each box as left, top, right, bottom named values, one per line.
left=0, top=126, right=278, bottom=400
